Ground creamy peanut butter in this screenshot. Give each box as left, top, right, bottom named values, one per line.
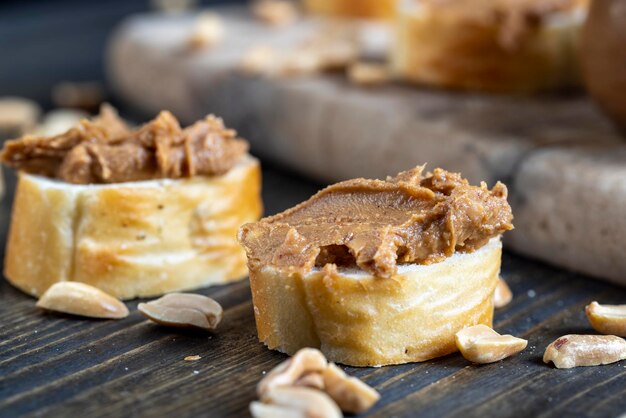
left=0, top=105, right=248, bottom=184
left=239, top=166, right=513, bottom=279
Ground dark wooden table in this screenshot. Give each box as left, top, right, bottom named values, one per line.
left=2, top=1, right=626, bottom=417
left=1, top=163, right=626, bottom=418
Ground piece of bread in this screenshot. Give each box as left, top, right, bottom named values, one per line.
left=392, top=0, right=589, bottom=93
left=5, top=155, right=262, bottom=300
left=249, top=237, right=501, bottom=367
left=240, top=165, right=513, bottom=367
left=303, top=0, right=398, bottom=20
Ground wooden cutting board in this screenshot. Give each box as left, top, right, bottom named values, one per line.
left=2, top=166, right=626, bottom=418
left=106, top=8, right=626, bottom=287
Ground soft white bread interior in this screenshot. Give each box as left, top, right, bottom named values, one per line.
left=250, top=237, right=502, bottom=367
left=5, top=155, right=262, bottom=300
left=392, top=2, right=588, bottom=93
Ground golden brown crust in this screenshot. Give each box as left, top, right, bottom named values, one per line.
left=303, top=0, right=399, bottom=20
left=250, top=238, right=502, bottom=366
left=392, top=0, right=589, bottom=93
left=5, top=156, right=262, bottom=300
left=418, top=0, right=589, bottom=48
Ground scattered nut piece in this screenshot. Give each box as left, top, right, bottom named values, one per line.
left=455, top=324, right=527, bottom=364
left=279, top=50, right=321, bottom=77
left=0, top=97, right=41, bottom=136
left=239, top=46, right=279, bottom=76
left=252, top=0, right=298, bottom=27
left=187, top=12, right=224, bottom=50
left=347, top=62, right=390, bottom=87
left=494, top=277, right=513, bottom=308
left=322, top=45, right=358, bottom=71
left=322, top=363, right=380, bottom=414
left=52, top=81, right=105, bottom=111
left=254, top=348, right=378, bottom=416
left=294, top=372, right=325, bottom=391
left=258, top=348, right=327, bottom=397
left=586, top=301, right=626, bottom=337
left=36, top=282, right=129, bottom=319
left=240, top=34, right=357, bottom=78
left=184, top=355, right=201, bottom=361
left=544, top=334, right=626, bottom=369
left=251, top=387, right=342, bottom=418
left=138, top=293, right=223, bottom=330
left=300, top=23, right=358, bottom=71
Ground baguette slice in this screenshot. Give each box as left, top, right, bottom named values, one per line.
left=5, top=155, right=262, bottom=300
left=303, top=0, right=398, bottom=20
left=392, top=1, right=588, bottom=93
left=250, top=237, right=501, bottom=367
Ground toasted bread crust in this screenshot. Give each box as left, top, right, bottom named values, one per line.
left=392, top=3, right=588, bottom=93
left=249, top=238, right=501, bottom=366
left=5, top=156, right=262, bottom=300
left=304, top=0, right=398, bottom=20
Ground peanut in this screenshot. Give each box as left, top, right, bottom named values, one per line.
left=347, top=62, right=390, bottom=87
left=586, top=301, right=626, bottom=337
left=278, top=50, right=322, bottom=76
left=252, top=0, right=298, bottom=27
left=251, top=387, right=342, bottom=418
left=494, top=277, right=513, bottom=308
left=258, top=348, right=327, bottom=397
left=255, top=348, right=378, bottom=415
left=0, top=97, right=41, bottom=135
left=307, top=39, right=357, bottom=71
left=322, top=363, right=380, bottom=414
left=544, top=334, right=626, bottom=369
left=239, top=46, right=278, bottom=76
left=138, top=293, right=222, bottom=330
left=455, top=324, right=527, bottom=364
left=187, top=12, right=224, bottom=50
left=294, top=372, right=325, bottom=390
left=36, top=282, right=128, bottom=319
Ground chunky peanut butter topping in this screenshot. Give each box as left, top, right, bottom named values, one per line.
left=420, top=0, right=588, bottom=48
left=0, top=105, right=248, bottom=184
left=239, top=166, right=513, bottom=279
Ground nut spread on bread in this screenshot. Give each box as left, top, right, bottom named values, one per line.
left=0, top=105, right=248, bottom=184
left=418, top=0, right=588, bottom=48
left=239, top=166, right=513, bottom=279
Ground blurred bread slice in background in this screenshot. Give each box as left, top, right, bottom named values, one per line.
left=392, top=0, right=590, bottom=93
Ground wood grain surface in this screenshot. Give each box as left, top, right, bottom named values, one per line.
left=1, top=165, right=626, bottom=418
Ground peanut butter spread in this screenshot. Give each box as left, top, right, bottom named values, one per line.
left=419, top=0, right=588, bottom=48
left=239, top=166, right=513, bottom=279
left=0, top=105, right=248, bottom=184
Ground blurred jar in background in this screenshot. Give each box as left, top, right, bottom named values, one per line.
left=582, top=0, right=626, bottom=132
left=302, top=0, right=400, bottom=58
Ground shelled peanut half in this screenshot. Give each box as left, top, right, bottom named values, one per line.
left=544, top=302, right=626, bottom=369
left=251, top=348, right=380, bottom=417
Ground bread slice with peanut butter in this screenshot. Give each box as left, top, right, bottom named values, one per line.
left=1, top=105, right=262, bottom=300
left=239, top=166, right=513, bottom=366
